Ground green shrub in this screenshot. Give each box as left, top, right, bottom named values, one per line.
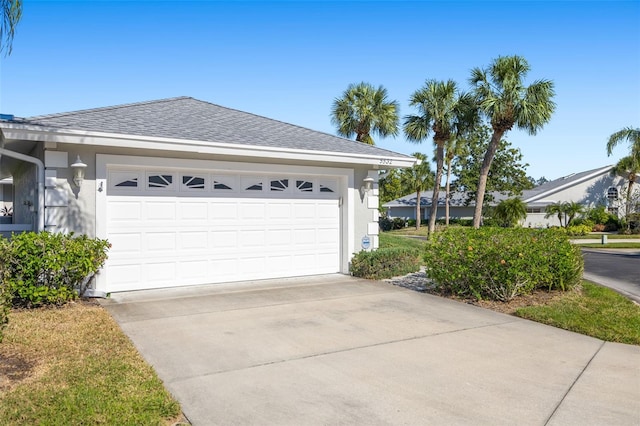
left=350, top=247, right=421, bottom=280
left=5, top=232, right=110, bottom=308
left=0, top=240, right=10, bottom=342
left=562, top=224, right=592, bottom=236
left=423, top=228, right=583, bottom=301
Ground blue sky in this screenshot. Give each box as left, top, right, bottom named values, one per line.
left=1, top=0, right=639, bottom=180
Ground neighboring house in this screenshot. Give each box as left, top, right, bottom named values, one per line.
left=0, top=97, right=416, bottom=295
left=384, top=165, right=633, bottom=227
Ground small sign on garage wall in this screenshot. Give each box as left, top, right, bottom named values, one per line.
left=361, top=235, right=371, bottom=250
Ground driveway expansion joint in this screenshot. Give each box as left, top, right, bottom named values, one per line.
left=542, top=340, right=606, bottom=425
left=168, top=319, right=518, bottom=385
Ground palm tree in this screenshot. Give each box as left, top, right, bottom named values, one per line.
left=564, top=201, right=584, bottom=227
left=470, top=55, right=556, bottom=228
left=404, top=80, right=477, bottom=236
left=545, top=202, right=565, bottom=227
left=1, top=0, right=21, bottom=55
left=331, top=82, right=399, bottom=145
left=399, top=152, right=433, bottom=230
left=606, top=126, right=640, bottom=157
left=442, top=136, right=464, bottom=225
left=493, top=198, right=527, bottom=227
left=611, top=153, right=640, bottom=225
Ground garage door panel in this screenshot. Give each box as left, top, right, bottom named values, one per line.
left=180, top=232, right=209, bottom=250
left=238, top=230, right=266, bottom=248
left=108, top=201, right=142, bottom=222
left=178, top=202, right=208, bottom=221
left=147, top=232, right=177, bottom=251
left=108, top=233, right=142, bottom=256
left=145, top=202, right=177, bottom=220
left=147, top=262, right=176, bottom=284
left=105, top=168, right=341, bottom=292
left=210, top=230, right=238, bottom=249
left=266, top=229, right=292, bottom=246
left=209, top=202, right=238, bottom=221
left=240, top=202, right=266, bottom=220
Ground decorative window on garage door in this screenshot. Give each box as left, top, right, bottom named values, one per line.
left=296, top=180, right=313, bottom=193
left=181, top=175, right=206, bottom=190
left=213, top=175, right=235, bottom=191
left=270, top=179, right=289, bottom=192
left=319, top=179, right=336, bottom=193
left=111, top=171, right=141, bottom=189
left=147, top=173, right=175, bottom=190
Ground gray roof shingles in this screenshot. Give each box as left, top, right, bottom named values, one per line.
left=19, top=96, right=413, bottom=159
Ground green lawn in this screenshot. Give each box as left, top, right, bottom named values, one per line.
left=378, top=232, right=426, bottom=250
left=516, top=282, right=640, bottom=345
left=580, top=242, right=640, bottom=249
left=0, top=302, right=182, bottom=425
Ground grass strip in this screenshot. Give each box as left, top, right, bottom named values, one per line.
left=379, top=232, right=426, bottom=251
left=579, top=243, right=640, bottom=249
left=515, top=281, right=640, bottom=345
left=0, top=302, right=181, bottom=425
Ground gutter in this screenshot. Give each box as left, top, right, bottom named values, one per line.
left=0, top=144, right=45, bottom=232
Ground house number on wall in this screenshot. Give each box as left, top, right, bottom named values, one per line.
left=379, top=158, right=392, bottom=165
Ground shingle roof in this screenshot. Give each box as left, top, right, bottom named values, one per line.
left=383, top=191, right=509, bottom=208
left=18, top=96, right=412, bottom=159
left=522, top=165, right=613, bottom=202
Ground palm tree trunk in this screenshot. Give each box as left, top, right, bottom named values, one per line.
left=472, top=131, right=504, bottom=228
left=626, top=177, right=635, bottom=231
left=429, top=143, right=445, bottom=236
left=445, top=160, right=451, bottom=226
left=415, top=190, right=421, bottom=230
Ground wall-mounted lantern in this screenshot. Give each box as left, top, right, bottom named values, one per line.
left=360, top=176, right=374, bottom=197
left=70, top=155, right=87, bottom=188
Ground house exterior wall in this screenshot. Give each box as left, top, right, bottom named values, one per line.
left=524, top=173, right=629, bottom=227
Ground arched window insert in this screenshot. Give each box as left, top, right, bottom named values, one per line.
left=607, top=187, right=618, bottom=200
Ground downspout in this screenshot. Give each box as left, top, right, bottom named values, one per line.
left=0, top=146, right=45, bottom=232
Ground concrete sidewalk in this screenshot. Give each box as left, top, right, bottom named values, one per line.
left=102, top=275, right=640, bottom=425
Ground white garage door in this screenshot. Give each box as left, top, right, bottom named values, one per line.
left=104, top=168, right=341, bottom=292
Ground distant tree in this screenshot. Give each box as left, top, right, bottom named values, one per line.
left=378, top=168, right=404, bottom=205
left=544, top=201, right=583, bottom=228
left=1, top=0, right=21, bottom=55
left=492, top=198, right=527, bottom=227
left=611, top=153, right=640, bottom=229
left=606, top=126, right=640, bottom=158
left=443, top=136, right=465, bottom=225
left=399, top=153, right=433, bottom=230
left=534, top=176, right=549, bottom=186
left=470, top=55, right=556, bottom=228
left=451, top=125, right=534, bottom=205
left=331, top=82, right=399, bottom=145
left=545, top=202, right=566, bottom=227
left=404, top=79, right=477, bottom=236
left=564, top=201, right=584, bottom=227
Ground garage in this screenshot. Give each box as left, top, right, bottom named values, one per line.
left=98, top=156, right=347, bottom=293
left=2, top=97, right=417, bottom=295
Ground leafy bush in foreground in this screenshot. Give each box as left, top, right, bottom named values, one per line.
left=350, top=247, right=421, bottom=280
left=423, top=227, right=583, bottom=301
left=0, top=244, right=10, bottom=342
left=3, top=232, right=110, bottom=308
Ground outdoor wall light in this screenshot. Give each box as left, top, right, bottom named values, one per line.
left=70, top=155, right=87, bottom=188
left=360, top=176, right=374, bottom=197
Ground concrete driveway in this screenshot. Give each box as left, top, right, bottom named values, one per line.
left=102, top=275, right=640, bottom=425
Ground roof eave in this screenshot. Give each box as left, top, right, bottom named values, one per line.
left=524, top=166, right=614, bottom=203
left=1, top=123, right=417, bottom=169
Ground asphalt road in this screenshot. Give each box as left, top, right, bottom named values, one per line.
left=582, top=249, right=640, bottom=303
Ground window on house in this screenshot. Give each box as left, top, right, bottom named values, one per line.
left=296, top=180, right=313, bottom=192
left=607, top=187, right=619, bottom=200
